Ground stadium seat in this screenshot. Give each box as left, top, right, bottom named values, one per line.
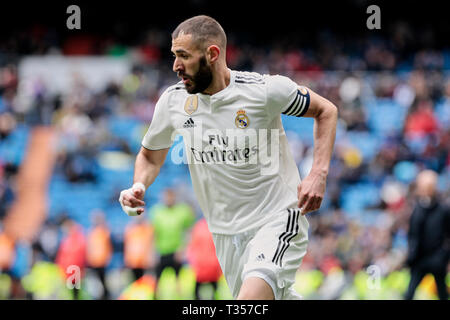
left=435, top=100, right=450, bottom=129
left=340, top=182, right=380, bottom=218
left=0, top=124, right=30, bottom=166
left=364, top=98, right=408, bottom=138
left=345, top=131, right=380, bottom=162
left=281, top=115, right=315, bottom=145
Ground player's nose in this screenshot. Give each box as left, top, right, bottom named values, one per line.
left=173, top=58, right=184, bottom=73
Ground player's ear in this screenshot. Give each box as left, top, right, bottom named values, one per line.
left=206, top=45, right=220, bottom=64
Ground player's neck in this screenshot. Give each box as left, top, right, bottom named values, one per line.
left=202, top=65, right=230, bottom=96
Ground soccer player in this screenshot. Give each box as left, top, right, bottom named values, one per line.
left=119, top=15, right=338, bottom=300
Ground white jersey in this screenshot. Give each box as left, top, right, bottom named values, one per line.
left=142, top=69, right=311, bottom=234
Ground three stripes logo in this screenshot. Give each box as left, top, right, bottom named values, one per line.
left=272, top=208, right=301, bottom=267
left=183, top=117, right=196, bottom=128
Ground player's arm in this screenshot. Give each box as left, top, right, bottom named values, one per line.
left=296, top=87, right=338, bottom=215
left=134, top=146, right=170, bottom=189
left=119, top=88, right=174, bottom=216
left=119, top=146, right=169, bottom=216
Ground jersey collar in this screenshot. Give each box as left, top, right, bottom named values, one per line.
left=198, top=68, right=235, bottom=100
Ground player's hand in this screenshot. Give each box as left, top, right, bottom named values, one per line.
left=297, top=171, right=327, bottom=215
left=119, top=182, right=146, bottom=216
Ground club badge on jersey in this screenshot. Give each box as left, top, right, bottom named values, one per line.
left=235, top=109, right=250, bottom=129
left=184, top=95, right=198, bottom=115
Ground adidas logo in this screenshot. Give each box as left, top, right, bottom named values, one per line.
left=256, top=253, right=265, bottom=261
left=183, top=118, right=196, bottom=128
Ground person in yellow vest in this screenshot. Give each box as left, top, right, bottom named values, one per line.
left=86, top=210, right=113, bottom=299
left=149, top=189, right=195, bottom=280
left=124, top=214, right=154, bottom=282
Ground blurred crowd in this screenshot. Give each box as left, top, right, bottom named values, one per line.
left=0, top=21, right=449, bottom=300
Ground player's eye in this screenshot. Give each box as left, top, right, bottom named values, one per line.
left=172, top=53, right=188, bottom=59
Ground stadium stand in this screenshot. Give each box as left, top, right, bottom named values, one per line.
left=0, top=2, right=449, bottom=299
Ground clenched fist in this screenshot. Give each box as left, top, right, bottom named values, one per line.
left=119, top=182, right=146, bottom=216
left=297, top=171, right=327, bottom=215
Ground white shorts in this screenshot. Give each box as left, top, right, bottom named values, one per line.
left=212, top=208, right=309, bottom=300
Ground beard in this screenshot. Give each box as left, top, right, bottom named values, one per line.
left=181, top=56, right=213, bottom=94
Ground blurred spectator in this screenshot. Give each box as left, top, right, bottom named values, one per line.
left=0, top=112, right=17, bottom=140
left=404, top=170, right=450, bottom=300
left=149, top=189, right=195, bottom=281
left=86, top=210, right=113, bottom=299
left=0, top=228, right=15, bottom=274
left=61, top=142, right=98, bottom=183
left=123, top=214, right=153, bottom=281
left=1, top=15, right=450, bottom=299
left=0, top=173, right=15, bottom=220
left=137, top=30, right=163, bottom=65
left=55, top=218, right=87, bottom=300
left=186, top=218, right=222, bottom=300
left=21, top=260, right=71, bottom=300
left=33, top=219, right=60, bottom=262
left=404, top=99, right=440, bottom=139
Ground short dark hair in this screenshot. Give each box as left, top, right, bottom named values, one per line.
left=172, top=15, right=227, bottom=51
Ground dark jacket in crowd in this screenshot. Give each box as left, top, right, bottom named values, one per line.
left=407, top=197, right=450, bottom=272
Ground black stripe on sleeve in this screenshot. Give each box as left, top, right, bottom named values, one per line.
left=282, top=88, right=310, bottom=117
left=289, top=94, right=305, bottom=116
left=235, top=73, right=263, bottom=80
left=283, top=93, right=300, bottom=115
left=296, top=90, right=310, bottom=117
left=235, top=79, right=265, bottom=85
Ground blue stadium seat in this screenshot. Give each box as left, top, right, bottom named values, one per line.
left=435, top=100, right=450, bottom=129
left=345, top=131, right=380, bottom=162
left=403, top=135, right=429, bottom=155
left=443, top=52, right=450, bottom=69
left=0, top=124, right=30, bottom=165
left=364, top=98, right=408, bottom=138
left=340, top=182, right=380, bottom=217
left=281, top=115, right=315, bottom=145
left=107, top=116, right=146, bottom=153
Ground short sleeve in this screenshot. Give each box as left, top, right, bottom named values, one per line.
left=265, top=74, right=310, bottom=119
left=141, top=90, right=175, bottom=150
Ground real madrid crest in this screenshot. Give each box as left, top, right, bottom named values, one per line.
left=184, top=95, right=198, bottom=115
left=235, top=109, right=250, bottom=129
